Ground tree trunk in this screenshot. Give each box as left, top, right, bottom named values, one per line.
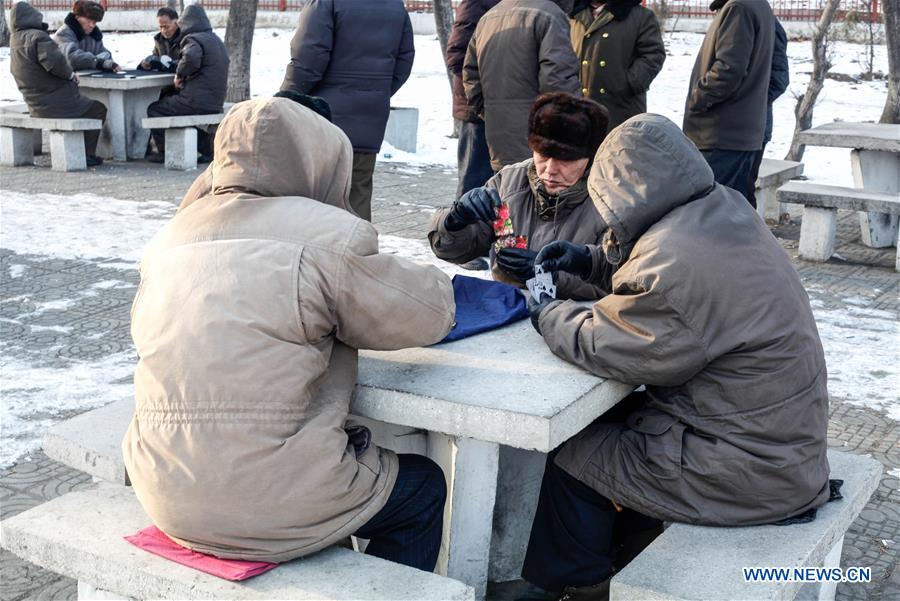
left=786, top=0, right=842, bottom=161
left=224, top=0, right=260, bottom=103
left=881, top=0, right=900, bottom=123
left=0, top=4, right=11, bottom=48
left=166, top=0, right=183, bottom=13
left=433, top=0, right=460, bottom=136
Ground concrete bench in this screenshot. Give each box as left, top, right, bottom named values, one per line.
left=0, top=484, right=474, bottom=600
left=612, top=450, right=882, bottom=601
left=384, top=106, right=418, bottom=153
left=0, top=113, right=101, bottom=172
left=755, top=158, right=804, bottom=221
left=141, top=113, right=225, bottom=171
left=777, top=181, right=900, bottom=271
left=0, top=104, right=43, bottom=155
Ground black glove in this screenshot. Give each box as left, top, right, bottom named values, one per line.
left=97, top=59, right=118, bottom=72
left=496, top=247, right=538, bottom=284
left=527, top=292, right=556, bottom=335
left=445, top=187, right=501, bottom=232
left=536, top=241, right=593, bottom=280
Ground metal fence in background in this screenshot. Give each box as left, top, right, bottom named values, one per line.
left=4, top=0, right=883, bottom=23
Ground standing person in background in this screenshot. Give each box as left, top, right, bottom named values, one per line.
left=446, top=0, right=501, bottom=199
left=683, top=0, right=774, bottom=205
left=139, top=7, right=183, bottom=73
left=280, top=0, right=415, bottom=222
left=9, top=1, right=107, bottom=167
left=145, top=4, right=229, bottom=164
left=748, top=16, right=789, bottom=208
left=570, top=0, right=666, bottom=133
left=53, top=0, right=118, bottom=72
left=464, top=0, right=581, bottom=173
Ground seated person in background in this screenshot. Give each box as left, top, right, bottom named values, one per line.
left=139, top=7, right=182, bottom=73
left=145, top=4, right=229, bottom=164
left=522, top=114, right=830, bottom=599
left=428, top=92, right=612, bottom=301
left=125, top=97, right=455, bottom=572
left=9, top=1, right=107, bottom=167
left=53, top=0, right=118, bottom=72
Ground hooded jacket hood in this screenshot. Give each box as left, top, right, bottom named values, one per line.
left=179, top=4, right=212, bottom=36
left=205, top=98, right=353, bottom=212
left=587, top=114, right=714, bottom=251
left=11, top=2, right=44, bottom=31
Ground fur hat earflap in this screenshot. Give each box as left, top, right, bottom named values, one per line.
left=528, top=92, right=609, bottom=161
left=73, top=0, right=105, bottom=21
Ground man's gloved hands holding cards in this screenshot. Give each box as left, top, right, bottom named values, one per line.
left=527, top=241, right=595, bottom=334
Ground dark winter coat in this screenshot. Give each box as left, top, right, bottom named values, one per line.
left=171, top=5, right=229, bottom=114
left=147, top=28, right=183, bottom=73
left=570, top=1, right=666, bottom=132
left=9, top=2, right=93, bottom=119
left=428, top=159, right=610, bottom=300
left=683, top=0, right=774, bottom=151
left=53, top=12, right=113, bottom=71
left=446, top=0, right=501, bottom=122
left=463, top=0, right=581, bottom=171
left=765, top=18, right=789, bottom=144
left=539, top=115, right=830, bottom=526
left=280, top=0, right=415, bottom=154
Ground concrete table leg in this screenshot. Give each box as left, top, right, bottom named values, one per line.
left=33, top=129, right=43, bottom=155
left=756, top=184, right=784, bottom=222
left=105, top=90, right=128, bottom=162
left=428, top=434, right=499, bottom=600
left=164, top=128, right=197, bottom=170
left=49, top=130, right=87, bottom=172
left=125, top=87, right=164, bottom=159
left=799, top=207, right=837, bottom=262
left=851, top=149, right=899, bottom=248
left=0, top=127, right=35, bottom=166
left=794, top=535, right=844, bottom=601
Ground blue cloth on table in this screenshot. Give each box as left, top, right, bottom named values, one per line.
left=439, top=275, right=529, bottom=343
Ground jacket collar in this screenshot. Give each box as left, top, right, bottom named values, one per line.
left=154, top=27, right=182, bottom=43
left=64, top=12, right=103, bottom=42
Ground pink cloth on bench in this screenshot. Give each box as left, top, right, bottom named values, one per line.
left=124, top=525, right=278, bottom=581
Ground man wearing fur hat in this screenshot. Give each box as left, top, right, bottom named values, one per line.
left=428, top=92, right=612, bottom=301
left=570, top=0, right=666, bottom=133
left=53, top=0, right=118, bottom=72
left=683, top=0, right=774, bottom=203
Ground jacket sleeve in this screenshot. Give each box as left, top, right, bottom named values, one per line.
left=462, top=29, right=484, bottom=116
left=539, top=281, right=708, bottom=386
left=768, top=18, right=789, bottom=104
left=280, top=0, right=334, bottom=94
left=625, top=11, right=666, bottom=95
left=391, top=13, right=415, bottom=96
left=36, top=36, right=74, bottom=80
left=54, top=29, right=100, bottom=70
left=175, top=37, right=203, bottom=79
left=537, top=14, right=582, bottom=95
left=688, top=3, right=756, bottom=112
left=554, top=245, right=614, bottom=301
left=333, top=221, right=456, bottom=351
left=427, top=171, right=503, bottom=264
left=446, top=0, right=485, bottom=74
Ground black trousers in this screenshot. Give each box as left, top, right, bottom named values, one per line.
left=147, top=97, right=215, bottom=157
left=747, top=143, right=769, bottom=209
left=80, top=100, right=107, bottom=157
left=456, top=120, right=494, bottom=199
left=701, top=148, right=758, bottom=207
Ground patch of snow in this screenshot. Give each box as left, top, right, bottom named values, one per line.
left=379, top=234, right=491, bottom=280
left=29, top=325, right=73, bottom=334
left=92, top=280, right=136, bottom=289
left=888, top=468, right=900, bottom=479
left=7, top=264, right=27, bottom=279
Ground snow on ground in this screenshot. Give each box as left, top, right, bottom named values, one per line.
left=0, top=28, right=890, bottom=181
left=1, top=188, right=898, bottom=466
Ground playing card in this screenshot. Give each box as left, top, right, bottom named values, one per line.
left=527, top=266, right=556, bottom=300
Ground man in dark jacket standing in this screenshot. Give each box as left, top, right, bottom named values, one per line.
left=146, top=4, right=229, bottom=163
left=280, top=0, right=415, bottom=222
left=524, top=115, right=830, bottom=599
left=464, top=0, right=581, bottom=172
left=139, top=7, right=183, bottom=73
left=446, top=0, right=500, bottom=198
left=9, top=1, right=107, bottom=166
left=683, top=0, right=774, bottom=204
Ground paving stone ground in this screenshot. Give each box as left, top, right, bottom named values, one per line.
left=1, top=158, right=897, bottom=600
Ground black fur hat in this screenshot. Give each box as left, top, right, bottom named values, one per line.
left=72, top=0, right=105, bottom=21
left=528, top=92, right=609, bottom=161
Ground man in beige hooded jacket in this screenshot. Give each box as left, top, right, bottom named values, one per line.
left=124, top=98, right=456, bottom=569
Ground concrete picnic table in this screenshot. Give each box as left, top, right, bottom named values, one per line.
left=355, top=317, right=633, bottom=598
left=799, top=122, right=900, bottom=248
left=76, top=70, right=174, bottom=161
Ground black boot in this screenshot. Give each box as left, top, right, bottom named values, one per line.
left=557, top=580, right=610, bottom=601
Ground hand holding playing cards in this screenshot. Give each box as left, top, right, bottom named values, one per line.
left=444, top=187, right=502, bottom=231
left=527, top=292, right=556, bottom=335
left=536, top=241, right=593, bottom=280
left=496, top=247, right=538, bottom=283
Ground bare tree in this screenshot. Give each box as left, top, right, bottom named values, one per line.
left=786, top=0, right=842, bottom=161
left=1, top=3, right=11, bottom=48
left=225, top=0, right=260, bottom=103
left=167, top=0, right=184, bottom=13
left=882, top=0, right=900, bottom=123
